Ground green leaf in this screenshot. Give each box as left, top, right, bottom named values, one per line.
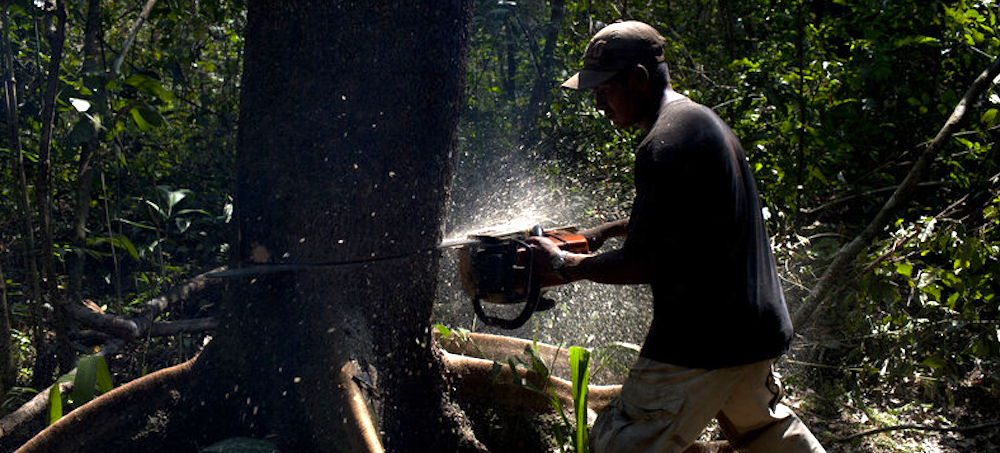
left=95, top=356, right=113, bottom=393
left=123, top=73, right=175, bottom=103
left=176, top=217, right=192, bottom=233
left=982, top=109, right=998, bottom=127
left=433, top=324, right=451, bottom=339
left=199, top=437, right=280, bottom=453
left=894, top=36, right=939, bottom=48
left=116, top=236, right=140, bottom=261
left=921, top=355, right=946, bottom=369
left=570, top=346, right=591, bottom=453
left=130, top=102, right=168, bottom=132
left=158, top=186, right=193, bottom=215
left=65, top=117, right=97, bottom=146
left=896, top=263, right=914, bottom=278
left=89, top=235, right=141, bottom=261
left=72, top=356, right=100, bottom=406
left=145, top=199, right=168, bottom=220
left=48, top=384, right=63, bottom=425
left=508, top=358, right=522, bottom=386
left=524, top=344, right=549, bottom=378
left=117, top=218, right=158, bottom=231
left=176, top=208, right=211, bottom=216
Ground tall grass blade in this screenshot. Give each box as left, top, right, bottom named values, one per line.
left=570, top=346, right=591, bottom=453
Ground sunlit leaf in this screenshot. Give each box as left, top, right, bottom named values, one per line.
left=433, top=324, right=451, bottom=339
left=895, top=263, right=914, bottom=278
left=69, top=97, right=92, bottom=112
left=48, top=384, right=63, bottom=425
left=570, top=346, right=590, bottom=453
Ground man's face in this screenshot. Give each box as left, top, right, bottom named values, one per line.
left=593, top=71, right=643, bottom=129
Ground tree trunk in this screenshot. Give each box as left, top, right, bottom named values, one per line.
left=519, top=0, right=564, bottom=147
left=68, top=0, right=106, bottom=303
left=31, top=0, right=68, bottom=386
left=0, top=254, right=15, bottom=396
left=163, top=1, right=477, bottom=451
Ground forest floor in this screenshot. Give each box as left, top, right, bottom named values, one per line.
left=786, top=384, right=1000, bottom=453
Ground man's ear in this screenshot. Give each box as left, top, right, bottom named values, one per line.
left=630, top=63, right=651, bottom=90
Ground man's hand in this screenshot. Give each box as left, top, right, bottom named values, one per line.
left=526, top=235, right=564, bottom=277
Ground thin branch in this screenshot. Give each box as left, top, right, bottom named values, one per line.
left=835, top=420, right=1000, bottom=443
left=857, top=194, right=970, bottom=276
left=800, top=181, right=950, bottom=215
left=110, top=0, right=157, bottom=77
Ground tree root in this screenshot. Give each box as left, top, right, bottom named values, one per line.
left=7, top=332, right=735, bottom=453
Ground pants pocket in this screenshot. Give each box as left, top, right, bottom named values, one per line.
left=619, top=386, right=686, bottom=422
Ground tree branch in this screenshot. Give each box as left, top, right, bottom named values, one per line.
left=111, top=0, right=158, bottom=77
left=148, top=318, right=218, bottom=336
left=67, top=266, right=225, bottom=339
left=791, top=56, right=1000, bottom=330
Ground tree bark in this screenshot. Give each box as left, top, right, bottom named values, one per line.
left=791, top=56, right=1000, bottom=330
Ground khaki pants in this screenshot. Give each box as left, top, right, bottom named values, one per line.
left=591, top=357, right=826, bottom=453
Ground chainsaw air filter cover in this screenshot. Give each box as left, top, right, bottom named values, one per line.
left=458, top=236, right=529, bottom=305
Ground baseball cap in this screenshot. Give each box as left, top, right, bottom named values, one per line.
left=561, top=21, right=666, bottom=90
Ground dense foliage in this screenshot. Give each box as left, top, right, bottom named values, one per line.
left=0, top=0, right=998, bottom=449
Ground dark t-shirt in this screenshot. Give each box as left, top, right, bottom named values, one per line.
left=622, top=98, right=793, bottom=369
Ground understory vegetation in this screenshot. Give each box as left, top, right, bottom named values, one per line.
left=1, top=0, right=998, bottom=451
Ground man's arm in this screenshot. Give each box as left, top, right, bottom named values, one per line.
left=563, top=248, right=649, bottom=284
left=528, top=234, right=650, bottom=285
left=576, top=218, right=629, bottom=251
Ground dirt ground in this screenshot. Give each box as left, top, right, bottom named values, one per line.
left=783, top=388, right=1000, bottom=453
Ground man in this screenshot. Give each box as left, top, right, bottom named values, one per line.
left=528, top=21, right=826, bottom=453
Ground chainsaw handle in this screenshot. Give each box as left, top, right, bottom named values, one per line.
left=471, top=238, right=541, bottom=329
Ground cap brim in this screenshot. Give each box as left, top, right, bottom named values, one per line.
left=561, top=69, right=620, bottom=90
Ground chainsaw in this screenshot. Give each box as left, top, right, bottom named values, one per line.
left=440, top=225, right=589, bottom=329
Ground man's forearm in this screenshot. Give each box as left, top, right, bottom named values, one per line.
left=560, top=248, right=648, bottom=285
left=578, top=218, right=629, bottom=251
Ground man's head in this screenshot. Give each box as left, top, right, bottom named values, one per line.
left=562, top=21, right=668, bottom=91
left=563, top=21, right=671, bottom=130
